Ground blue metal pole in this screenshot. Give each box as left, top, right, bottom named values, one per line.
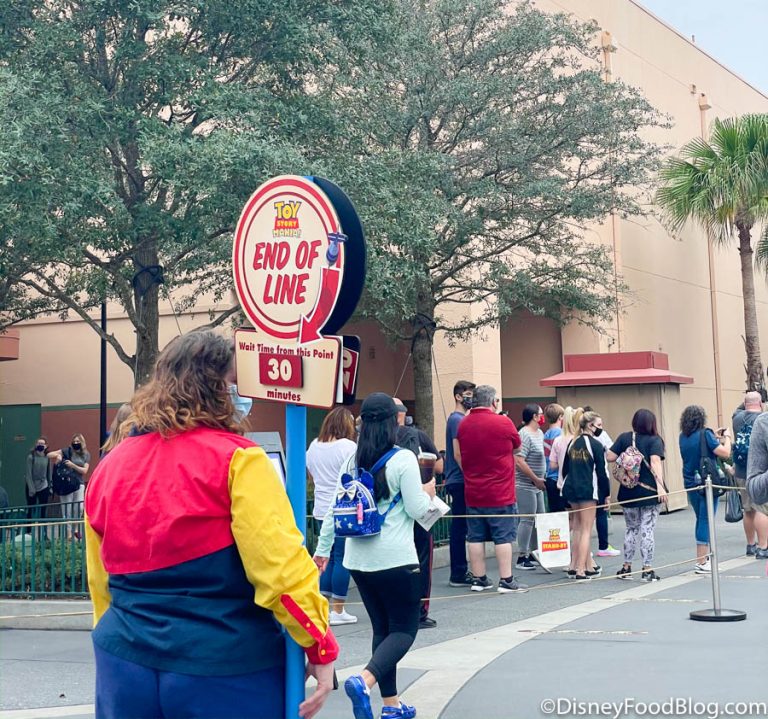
left=285, top=403, right=307, bottom=719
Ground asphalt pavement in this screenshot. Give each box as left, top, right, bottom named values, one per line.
left=1, top=508, right=765, bottom=719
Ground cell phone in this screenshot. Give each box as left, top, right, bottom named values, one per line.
left=716, top=427, right=727, bottom=435
left=333, top=670, right=339, bottom=691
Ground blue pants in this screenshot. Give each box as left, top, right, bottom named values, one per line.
left=94, top=644, right=284, bottom=719
left=446, top=484, right=468, bottom=582
left=319, top=535, right=351, bottom=600
left=688, top=490, right=719, bottom=545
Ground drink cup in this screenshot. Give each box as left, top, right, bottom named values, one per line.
left=418, top=452, right=437, bottom=484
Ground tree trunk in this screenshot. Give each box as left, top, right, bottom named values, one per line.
left=132, top=240, right=161, bottom=387
left=411, top=327, right=435, bottom=440
left=737, top=223, right=764, bottom=393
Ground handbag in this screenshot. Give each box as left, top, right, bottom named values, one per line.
left=725, top=481, right=744, bottom=523
left=52, top=448, right=81, bottom=496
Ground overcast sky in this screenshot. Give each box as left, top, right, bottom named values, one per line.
left=638, top=0, right=768, bottom=94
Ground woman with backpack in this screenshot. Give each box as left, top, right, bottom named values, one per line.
left=678, top=405, right=731, bottom=574
left=314, top=392, right=436, bottom=719
left=560, top=411, right=610, bottom=581
left=606, top=409, right=667, bottom=582
left=49, top=433, right=90, bottom=538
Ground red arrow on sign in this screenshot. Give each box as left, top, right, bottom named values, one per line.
left=299, top=266, right=341, bottom=344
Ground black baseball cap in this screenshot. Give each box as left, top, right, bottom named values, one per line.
left=360, top=393, right=397, bottom=422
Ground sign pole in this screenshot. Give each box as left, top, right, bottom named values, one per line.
left=284, top=403, right=308, bottom=719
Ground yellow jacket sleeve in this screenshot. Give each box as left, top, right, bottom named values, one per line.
left=84, top=514, right=111, bottom=626
left=229, top=446, right=338, bottom=664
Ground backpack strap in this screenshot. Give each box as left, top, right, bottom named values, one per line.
left=380, top=491, right=403, bottom=521
left=370, top=448, right=403, bottom=520
left=699, top=428, right=709, bottom=462
left=370, top=447, right=401, bottom=475
left=632, top=432, right=637, bottom=448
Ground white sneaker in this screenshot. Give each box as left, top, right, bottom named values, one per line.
left=694, top=561, right=711, bottom=574
left=597, top=546, right=621, bottom=557
left=330, top=610, right=358, bottom=625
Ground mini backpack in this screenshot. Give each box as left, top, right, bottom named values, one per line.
left=333, top=448, right=402, bottom=538
left=612, top=432, right=644, bottom=489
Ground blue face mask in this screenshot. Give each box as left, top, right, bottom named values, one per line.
left=229, top=384, right=253, bottom=421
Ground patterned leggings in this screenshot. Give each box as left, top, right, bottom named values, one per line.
left=622, top=504, right=661, bottom=566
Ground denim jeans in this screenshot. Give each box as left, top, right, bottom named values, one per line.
left=688, top=489, right=719, bottom=545
left=319, top=535, right=351, bottom=600
left=446, top=483, right=468, bottom=581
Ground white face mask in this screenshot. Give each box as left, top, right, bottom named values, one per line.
left=229, top=384, right=253, bottom=421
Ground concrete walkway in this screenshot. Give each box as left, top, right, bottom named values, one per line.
left=1, top=509, right=766, bottom=718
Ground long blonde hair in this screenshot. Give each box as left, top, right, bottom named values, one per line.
left=561, top=406, right=583, bottom=438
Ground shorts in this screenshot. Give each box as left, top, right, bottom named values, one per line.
left=466, top=505, right=518, bottom=545
left=735, top=476, right=768, bottom=515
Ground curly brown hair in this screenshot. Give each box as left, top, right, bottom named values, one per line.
left=127, top=331, right=242, bottom=436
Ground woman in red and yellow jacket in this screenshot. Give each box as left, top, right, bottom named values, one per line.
left=85, top=330, right=336, bottom=719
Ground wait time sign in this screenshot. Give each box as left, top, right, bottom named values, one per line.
left=232, top=175, right=365, bottom=408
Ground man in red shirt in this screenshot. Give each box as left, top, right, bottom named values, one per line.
left=456, top=385, right=528, bottom=594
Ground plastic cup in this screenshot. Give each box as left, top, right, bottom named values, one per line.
left=418, top=452, right=437, bottom=484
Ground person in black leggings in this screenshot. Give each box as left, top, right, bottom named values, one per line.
left=314, top=393, right=436, bottom=719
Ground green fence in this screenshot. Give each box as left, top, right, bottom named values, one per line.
left=0, top=486, right=453, bottom=597
left=0, top=501, right=87, bottom=596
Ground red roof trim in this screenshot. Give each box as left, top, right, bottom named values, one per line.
left=540, top=368, right=693, bottom=388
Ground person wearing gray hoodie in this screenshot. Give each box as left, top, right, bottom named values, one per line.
left=745, top=411, right=768, bottom=561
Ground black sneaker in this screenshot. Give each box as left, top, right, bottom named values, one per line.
left=641, top=570, right=660, bottom=582
left=516, top=555, right=537, bottom=570
left=449, top=571, right=475, bottom=587
left=755, top=546, right=768, bottom=560
left=585, top=568, right=601, bottom=579
left=746, top=543, right=757, bottom=556
left=470, top=575, right=494, bottom=592
left=574, top=574, right=590, bottom=581
left=498, top=577, right=529, bottom=593
left=566, top=569, right=577, bottom=579
left=616, top=566, right=633, bottom=580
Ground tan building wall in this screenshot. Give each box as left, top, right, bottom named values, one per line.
left=524, top=0, right=768, bottom=434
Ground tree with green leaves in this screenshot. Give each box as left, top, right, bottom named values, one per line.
left=657, top=114, right=768, bottom=394
left=0, top=0, right=375, bottom=384
left=310, top=0, right=665, bottom=432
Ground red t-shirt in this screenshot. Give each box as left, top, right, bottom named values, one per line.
left=457, top=408, right=521, bottom=507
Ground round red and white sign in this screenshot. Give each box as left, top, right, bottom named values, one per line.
left=232, top=175, right=345, bottom=343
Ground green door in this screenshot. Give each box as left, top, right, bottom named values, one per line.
left=0, top=404, right=42, bottom=507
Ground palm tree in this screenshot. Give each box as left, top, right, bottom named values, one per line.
left=657, top=114, right=768, bottom=394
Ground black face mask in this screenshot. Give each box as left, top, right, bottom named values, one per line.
left=35, top=445, right=45, bottom=453
left=72, top=443, right=82, bottom=452
left=461, top=396, right=473, bottom=410
left=593, top=427, right=603, bottom=437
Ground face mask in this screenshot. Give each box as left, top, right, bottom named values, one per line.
left=461, top=396, right=473, bottom=410
left=230, top=384, right=253, bottom=421
left=35, top=445, right=45, bottom=453
left=72, top=442, right=82, bottom=451
left=593, top=427, right=603, bottom=437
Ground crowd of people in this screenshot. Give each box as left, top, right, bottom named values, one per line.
left=14, top=327, right=763, bottom=719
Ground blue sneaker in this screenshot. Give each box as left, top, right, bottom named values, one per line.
left=344, top=675, right=373, bottom=719
left=381, top=703, right=417, bottom=719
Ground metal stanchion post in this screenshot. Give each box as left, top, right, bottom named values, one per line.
left=690, top=477, right=746, bottom=622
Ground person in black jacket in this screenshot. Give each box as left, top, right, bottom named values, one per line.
left=562, top=411, right=610, bottom=581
